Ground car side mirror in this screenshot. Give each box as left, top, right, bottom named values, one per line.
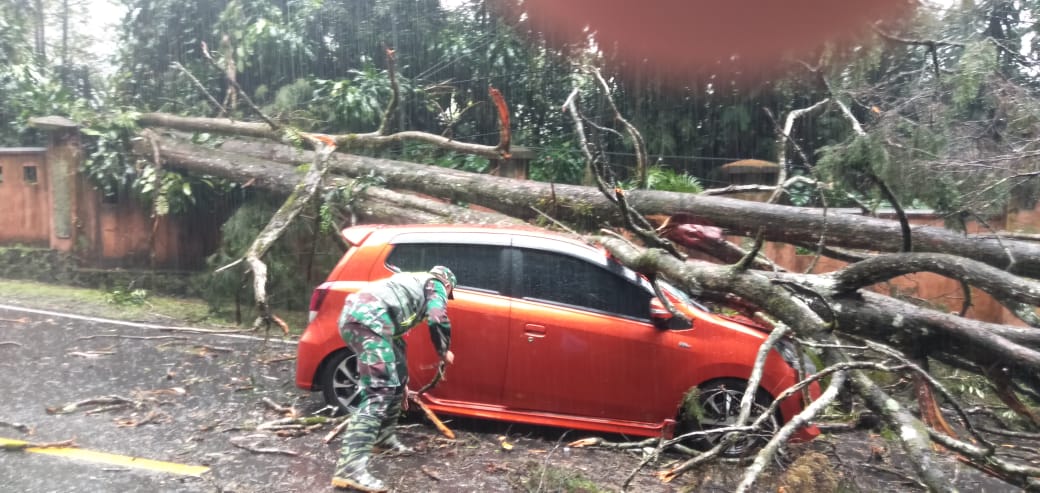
left=650, top=298, right=692, bottom=330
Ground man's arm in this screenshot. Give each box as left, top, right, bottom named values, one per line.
left=424, top=280, right=452, bottom=361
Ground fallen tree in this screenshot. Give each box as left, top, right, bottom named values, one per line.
left=133, top=135, right=522, bottom=227
left=130, top=121, right=1040, bottom=490
left=120, top=58, right=1040, bottom=491
left=140, top=47, right=516, bottom=331
left=137, top=125, right=1040, bottom=278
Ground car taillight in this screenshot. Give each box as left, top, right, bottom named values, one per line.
left=308, top=284, right=331, bottom=323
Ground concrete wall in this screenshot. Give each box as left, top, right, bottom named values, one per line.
left=2, top=120, right=224, bottom=270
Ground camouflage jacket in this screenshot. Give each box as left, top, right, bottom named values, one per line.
left=363, top=272, right=452, bottom=355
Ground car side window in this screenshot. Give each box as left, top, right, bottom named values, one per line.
left=386, top=243, right=504, bottom=294
left=518, top=248, right=652, bottom=320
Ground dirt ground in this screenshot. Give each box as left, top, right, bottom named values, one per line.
left=344, top=410, right=1024, bottom=493
left=0, top=285, right=1033, bottom=492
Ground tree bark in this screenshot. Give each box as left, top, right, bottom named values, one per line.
left=199, top=134, right=1040, bottom=279
left=134, top=137, right=523, bottom=226
left=134, top=131, right=1040, bottom=370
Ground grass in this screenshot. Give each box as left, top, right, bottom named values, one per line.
left=513, top=462, right=605, bottom=493
left=0, top=277, right=309, bottom=333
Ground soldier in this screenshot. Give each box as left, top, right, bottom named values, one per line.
left=331, top=265, right=457, bottom=492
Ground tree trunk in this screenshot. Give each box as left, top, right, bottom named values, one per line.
left=201, top=133, right=1040, bottom=279
left=133, top=136, right=524, bottom=226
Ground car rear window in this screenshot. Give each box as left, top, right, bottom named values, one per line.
left=385, top=243, right=505, bottom=294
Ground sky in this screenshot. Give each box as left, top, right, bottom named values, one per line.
left=81, top=0, right=124, bottom=62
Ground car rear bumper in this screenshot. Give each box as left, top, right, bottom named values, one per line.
left=294, top=322, right=346, bottom=390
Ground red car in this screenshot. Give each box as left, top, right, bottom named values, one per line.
left=296, top=224, right=819, bottom=454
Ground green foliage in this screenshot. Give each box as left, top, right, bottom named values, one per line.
left=681, top=386, right=705, bottom=423
left=951, top=42, right=998, bottom=116
left=617, top=164, right=703, bottom=193
left=644, top=165, right=704, bottom=193
left=319, top=172, right=386, bottom=235
left=0, top=3, right=31, bottom=66
left=513, top=462, right=605, bottom=493
left=815, top=135, right=890, bottom=206
left=105, top=288, right=150, bottom=306
left=0, top=2, right=96, bottom=145
left=263, top=78, right=317, bottom=128
left=312, top=68, right=397, bottom=132
left=529, top=136, right=585, bottom=185
left=133, top=168, right=224, bottom=216
left=0, top=64, right=88, bottom=145
left=80, top=110, right=231, bottom=215
left=79, top=111, right=141, bottom=196
left=401, top=142, right=490, bottom=173
left=201, top=193, right=341, bottom=315
left=719, top=106, right=752, bottom=136
left=215, top=0, right=313, bottom=75
left=785, top=175, right=817, bottom=207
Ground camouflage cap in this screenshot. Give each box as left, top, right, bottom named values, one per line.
left=429, top=265, right=456, bottom=299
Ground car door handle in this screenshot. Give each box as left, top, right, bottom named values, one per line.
left=524, top=324, right=546, bottom=340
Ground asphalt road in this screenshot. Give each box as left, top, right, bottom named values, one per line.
left=3, top=303, right=1022, bottom=493
left=0, top=304, right=334, bottom=493
left=0, top=304, right=676, bottom=493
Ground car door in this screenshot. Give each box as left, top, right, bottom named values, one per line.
left=385, top=237, right=513, bottom=406
left=502, top=244, right=668, bottom=422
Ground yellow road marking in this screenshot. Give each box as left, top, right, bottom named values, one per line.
left=0, top=437, right=210, bottom=476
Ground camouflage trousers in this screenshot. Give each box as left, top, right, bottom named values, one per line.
left=335, top=293, right=409, bottom=477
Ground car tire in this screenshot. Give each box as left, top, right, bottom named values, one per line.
left=319, top=349, right=362, bottom=415
left=677, top=378, right=780, bottom=458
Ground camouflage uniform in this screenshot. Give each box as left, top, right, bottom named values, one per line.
left=334, top=270, right=453, bottom=487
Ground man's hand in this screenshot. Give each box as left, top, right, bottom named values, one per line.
left=443, top=350, right=455, bottom=365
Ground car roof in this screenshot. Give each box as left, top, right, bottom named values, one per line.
left=344, top=223, right=640, bottom=281
left=343, top=223, right=597, bottom=251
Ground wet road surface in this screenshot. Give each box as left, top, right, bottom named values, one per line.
left=0, top=304, right=334, bottom=492
left=0, top=303, right=684, bottom=493
left=3, top=303, right=1019, bottom=493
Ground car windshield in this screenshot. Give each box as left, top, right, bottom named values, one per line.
left=656, top=278, right=711, bottom=312
left=610, top=255, right=711, bottom=313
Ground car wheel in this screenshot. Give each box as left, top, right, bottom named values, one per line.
left=319, top=349, right=362, bottom=415
left=677, top=378, right=779, bottom=458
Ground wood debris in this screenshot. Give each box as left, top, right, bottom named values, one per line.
left=420, top=465, right=442, bottom=481
left=230, top=437, right=299, bottom=456
left=46, top=395, right=139, bottom=415
left=0, top=421, right=32, bottom=434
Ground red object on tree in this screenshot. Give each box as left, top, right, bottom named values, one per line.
left=489, top=86, right=512, bottom=158
left=663, top=223, right=725, bottom=249
left=510, top=0, right=913, bottom=80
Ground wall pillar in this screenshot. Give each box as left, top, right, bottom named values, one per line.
left=29, top=116, right=82, bottom=252
left=489, top=146, right=534, bottom=180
